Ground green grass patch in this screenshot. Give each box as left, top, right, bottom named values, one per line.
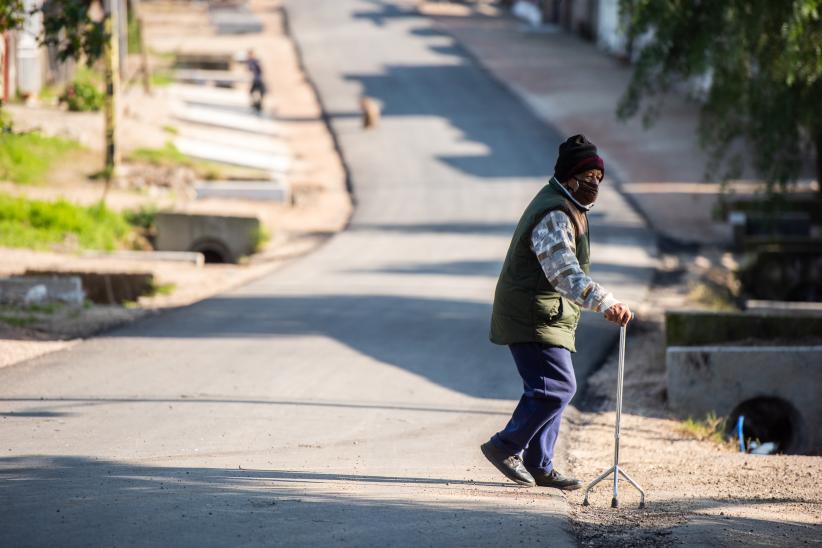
left=150, top=70, right=175, bottom=87
left=127, top=15, right=142, bottom=54
left=0, top=314, right=38, bottom=328
left=0, top=131, right=81, bottom=184
left=13, top=302, right=63, bottom=314
left=128, top=142, right=226, bottom=180
left=0, top=192, right=132, bottom=251
left=161, top=125, right=179, bottom=135
left=251, top=225, right=271, bottom=252
left=130, top=142, right=190, bottom=166
left=0, top=302, right=64, bottom=330
left=0, top=110, right=12, bottom=132
left=38, top=83, right=61, bottom=104
left=74, top=66, right=103, bottom=87
left=148, top=281, right=176, bottom=297
left=149, top=49, right=177, bottom=62
left=680, top=412, right=731, bottom=446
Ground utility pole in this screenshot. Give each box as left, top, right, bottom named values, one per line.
left=102, top=0, right=120, bottom=203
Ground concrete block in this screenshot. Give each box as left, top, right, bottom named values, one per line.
left=174, top=69, right=247, bottom=88
left=23, top=271, right=154, bottom=305
left=175, top=137, right=291, bottom=173
left=169, top=84, right=250, bottom=108
left=665, top=310, right=822, bottom=346
left=83, top=250, right=205, bottom=267
left=179, top=126, right=289, bottom=155
left=172, top=104, right=283, bottom=136
left=745, top=300, right=822, bottom=315
left=666, top=346, right=822, bottom=454
left=194, top=180, right=290, bottom=203
left=174, top=52, right=234, bottom=71
left=209, top=6, right=263, bottom=34
left=0, top=276, right=85, bottom=306
left=155, top=212, right=261, bottom=264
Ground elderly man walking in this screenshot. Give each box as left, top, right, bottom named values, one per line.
left=481, top=134, right=633, bottom=490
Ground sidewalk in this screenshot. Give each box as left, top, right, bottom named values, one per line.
left=422, top=3, right=736, bottom=247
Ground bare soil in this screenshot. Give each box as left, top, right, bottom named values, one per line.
left=561, top=260, right=822, bottom=547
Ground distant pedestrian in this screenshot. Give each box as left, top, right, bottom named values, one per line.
left=246, top=49, right=266, bottom=112
left=481, top=134, right=633, bottom=490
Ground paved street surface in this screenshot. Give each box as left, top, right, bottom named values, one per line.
left=0, top=1, right=653, bottom=546
left=423, top=3, right=734, bottom=246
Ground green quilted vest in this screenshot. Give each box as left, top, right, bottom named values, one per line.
left=489, top=179, right=590, bottom=352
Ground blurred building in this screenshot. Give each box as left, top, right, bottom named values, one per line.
left=540, top=0, right=628, bottom=57
left=2, top=0, right=45, bottom=102
left=0, top=0, right=133, bottom=104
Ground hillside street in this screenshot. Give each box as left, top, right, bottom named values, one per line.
left=0, top=1, right=657, bottom=546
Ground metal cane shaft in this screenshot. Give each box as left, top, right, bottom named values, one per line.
left=583, top=324, right=646, bottom=509
left=612, top=325, right=626, bottom=499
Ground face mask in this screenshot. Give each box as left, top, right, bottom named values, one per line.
left=572, top=176, right=599, bottom=205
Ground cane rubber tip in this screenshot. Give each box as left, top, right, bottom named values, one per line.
left=639, top=501, right=645, bottom=509
left=611, top=498, right=618, bottom=508
left=582, top=499, right=589, bottom=506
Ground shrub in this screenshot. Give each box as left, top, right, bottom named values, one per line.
left=123, top=204, right=159, bottom=231
left=60, top=79, right=104, bottom=112
left=0, top=192, right=131, bottom=251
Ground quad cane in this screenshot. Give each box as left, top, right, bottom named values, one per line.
left=582, top=325, right=646, bottom=509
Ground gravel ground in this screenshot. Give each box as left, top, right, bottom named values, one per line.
left=561, top=279, right=822, bottom=547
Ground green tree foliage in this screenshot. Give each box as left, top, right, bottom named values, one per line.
left=618, top=0, right=822, bottom=191
left=0, top=0, right=107, bottom=65
left=41, top=0, right=107, bottom=63
left=0, top=1, right=25, bottom=33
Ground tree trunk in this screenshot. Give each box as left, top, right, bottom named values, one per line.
left=101, top=0, right=121, bottom=206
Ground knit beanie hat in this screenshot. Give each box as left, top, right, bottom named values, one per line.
left=553, top=134, right=605, bottom=182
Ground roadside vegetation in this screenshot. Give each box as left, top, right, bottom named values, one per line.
left=0, top=302, right=71, bottom=329
left=251, top=225, right=271, bottom=253
left=150, top=69, right=175, bottom=87
left=679, top=412, right=733, bottom=447
left=0, top=192, right=131, bottom=251
left=129, top=142, right=224, bottom=180
left=0, top=129, right=81, bottom=185
left=687, top=281, right=738, bottom=311
left=59, top=66, right=105, bottom=112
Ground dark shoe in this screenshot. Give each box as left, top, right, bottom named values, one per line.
left=480, top=441, right=535, bottom=487
left=528, top=468, right=582, bottom=491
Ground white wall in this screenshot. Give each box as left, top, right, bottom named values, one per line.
left=16, top=0, right=43, bottom=97
left=596, top=0, right=628, bottom=56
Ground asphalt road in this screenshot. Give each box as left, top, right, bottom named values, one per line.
left=0, top=1, right=654, bottom=546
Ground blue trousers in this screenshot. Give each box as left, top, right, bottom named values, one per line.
left=491, top=342, right=577, bottom=473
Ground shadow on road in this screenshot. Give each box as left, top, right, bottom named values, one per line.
left=349, top=222, right=516, bottom=235
left=2, top=454, right=814, bottom=546
left=0, top=396, right=510, bottom=418
left=91, top=294, right=614, bottom=401
left=345, top=63, right=557, bottom=179
left=100, top=294, right=518, bottom=400
left=0, top=455, right=565, bottom=546
left=344, top=1, right=564, bottom=182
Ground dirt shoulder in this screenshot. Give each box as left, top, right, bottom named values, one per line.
left=561, top=284, right=822, bottom=547
left=0, top=0, right=351, bottom=368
